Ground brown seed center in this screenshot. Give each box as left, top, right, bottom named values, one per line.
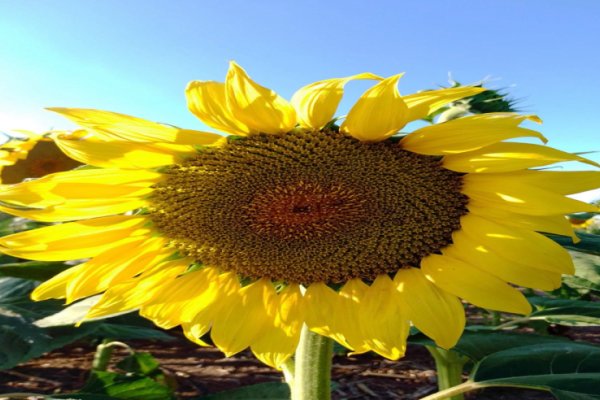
left=150, top=130, right=469, bottom=284
left=244, top=182, right=367, bottom=240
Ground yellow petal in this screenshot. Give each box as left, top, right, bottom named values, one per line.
left=394, top=268, right=465, bottom=349
left=180, top=271, right=240, bottom=346
left=335, top=279, right=370, bottom=354
left=186, top=80, right=251, bottom=135
left=0, top=168, right=161, bottom=208
left=47, top=108, right=221, bottom=144
left=0, top=150, right=18, bottom=165
left=463, top=175, right=599, bottom=216
left=0, top=199, right=149, bottom=222
left=251, top=285, right=304, bottom=369
left=445, top=230, right=562, bottom=290
left=358, top=275, right=409, bottom=359
left=304, top=281, right=367, bottom=353
left=0, top=215, right=151, bottom=261
left=340, top=74, right=408, bottom=141
left=304, top=283, right=343, bottom=339
left=31, top=266, right=81, bottom=300
left=468, top=205, right=577, bottom=241
left=485, top=170, right=600, bottom=195
left=421, top=254, right=532, bottom=315
left=443, top=142, right=600, bottom=173
left=182, top=320, right=212, bottom=347
left=458, top=214, right=575, bottom=275
left=65, top=236, right=171, bottom=304
left=141, top=267, right=226, bottom=329
left=84, top=259, right=191, bottom=320
left=403, top=86, right=487, bottom=122
left=225, top=62, right=296, bottom=134
left=211, top=278, right=274, bottom=356
left=53, top=134, right=196, bottom=169
left=401, top=113, right=546, bottom=155
left=291, top=73, right=382, bottom=130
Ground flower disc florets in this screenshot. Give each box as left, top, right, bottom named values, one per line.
left=150, top=129, right=468, bottom=284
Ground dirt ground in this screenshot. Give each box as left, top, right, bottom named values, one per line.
left=4, top=325, right=595, bottom=400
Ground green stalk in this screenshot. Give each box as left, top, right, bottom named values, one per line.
left=281, top=356, right=296, bottom=391
left=91, top=339, right=133, bottom=371
left=92, top=338, right=114, bottom=371
left=426, top=346, right=468, bottom=400
left=291, top=324, right=334, bottom=400
left=420, top=381, right=486, bottom=400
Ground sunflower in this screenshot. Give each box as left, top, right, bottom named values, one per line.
left=0, top=131, right=82, bottom=184
left=0, top=63, right=598, bottom=369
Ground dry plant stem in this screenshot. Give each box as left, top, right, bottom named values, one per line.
left=291, top=324, right=334, bottom=400
left=426, top=346, right=468, bottom=400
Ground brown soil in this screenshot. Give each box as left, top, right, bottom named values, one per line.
left=4, top=325, right=597, bottom=400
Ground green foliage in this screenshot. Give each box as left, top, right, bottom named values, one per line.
left=79, top=369, right=175, bottom=400
left=472, top=342, right=600, bottom=397
left=0, top=276, right=173, bottom=370
left=547, top=232, right=600, bottom=257
left=410, top=330, right=569, bottom=362
left=0, top=278, right=97, bottom=369
left=526, top=296, right=600, bottom=326
left=194, top=382, right=291, bottom=399
left=562, top=251, right=600, bottom=295
left=420, top=79, right=519, bottom=123
left=0, top=259, right=71, bottom=280
left=466, top=87, right=518, bottom=114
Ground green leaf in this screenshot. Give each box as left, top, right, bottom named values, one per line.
left=0, top=278, right=93, bottom=368
left=52, top=394, right=120, bottom=400
left=93, top=323, right=174, bottom=341
left=0, top=277, right=64, bottom=319
left=529, top=297, right=600, bottom=326
left=0, top=277, right=92, bottom=369
left=0, top=311, right=97, bottom=370
left=563, top=251, right=600, bottom=293
left=547, top=233, right=600, bottom=256
left=80, top=370, right=175, bottom=400
left=0, top=277, right=171, bottom=370
left=194, top=382, right=290, bottom=400
left=0, top=313, right=49, bottom=369
left=472, top=342, right=600, bottom=395
left=116, top=352, right=161, bottom=376
left=551, top=389, right=600, bottom=400
left=410, top=330, right=569, bottom=361
left=0, top=260, right=70, bottom=280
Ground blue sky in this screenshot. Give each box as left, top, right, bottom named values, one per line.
left=1, top=1, right=599, bottom=197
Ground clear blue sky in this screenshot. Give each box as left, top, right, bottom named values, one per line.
left=1, top=1, right=599, bottom=198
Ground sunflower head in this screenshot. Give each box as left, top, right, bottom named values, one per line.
left=0, top=131, right=82, bottom=184
left=0, top=62, right=598, bottom=368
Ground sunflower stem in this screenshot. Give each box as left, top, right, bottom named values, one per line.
left=292, top=324, right=333, bottom=400
left=426, top=346, right=468, bottom=400
left=281, top=357, right=296, bottom=389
